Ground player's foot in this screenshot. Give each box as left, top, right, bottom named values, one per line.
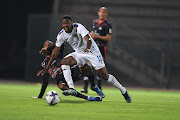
left=81, top=89, right=88, bottom=93
left=62, top=88, right=77, bottom=96
left=91, top=85, right=105, bottom=98
left=88, top=96, right=102, bottom=101
left=122, top=91, right=131, bottom=103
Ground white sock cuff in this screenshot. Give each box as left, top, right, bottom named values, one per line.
left=61, top=65, right=70, bottom=70
left=107, top=74, right=113, bottom=83
left=107, top=74, right=126, bottom=94
left=83, top=76, right=89, bottom=80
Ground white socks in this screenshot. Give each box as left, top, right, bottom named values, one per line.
left=83, top=76, right=89, bottom=81
left=61, top=65, right=74, bottom=89
left=61, top=65, right=126, bottom=94
left=107, top=74, right=126, bottom=94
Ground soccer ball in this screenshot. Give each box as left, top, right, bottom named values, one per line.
left=45, top=90, right=60, bottom=105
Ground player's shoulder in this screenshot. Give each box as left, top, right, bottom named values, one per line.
left=58, top=29, right=65, bottom=35
left=73, top=23, right=83, bottom=27
left=57, top=29, right=65, bottom=40
left=93, top=19, right=98, bottom=23
left=73, top=23, right=86, bottom=30
left=105, top=19, right=111, bottom=25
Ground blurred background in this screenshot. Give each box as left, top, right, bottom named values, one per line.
left=1, top=0, right=180, bottom=89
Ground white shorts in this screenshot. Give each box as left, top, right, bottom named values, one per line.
left=64, top=52, right=105, bottom=70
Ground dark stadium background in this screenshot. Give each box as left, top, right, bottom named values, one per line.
left=1, top=1, right=53, bottom=79
left=1, top=0, right=180, bottom=89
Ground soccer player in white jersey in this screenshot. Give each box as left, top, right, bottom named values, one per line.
left=38, top=15, right=131, bottom=103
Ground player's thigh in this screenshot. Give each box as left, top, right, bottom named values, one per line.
left=63, top=52, right=86, bottom=67
left=80, top=63, right=92, bottom=75
left=86, top=54, right=105, bottom=70
left=61, top=56, right=77, bottom=66
left=71, top=67, right=84, bottom=82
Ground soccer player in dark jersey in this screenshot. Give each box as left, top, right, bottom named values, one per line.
left=34, top=40, right=104, bottom=101
left=81, top=7, right=112, bottom=92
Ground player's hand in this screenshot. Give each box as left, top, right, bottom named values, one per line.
left=39, top=48, right=48, bottom=55
left=84, top=48, right=93, bottom=53
left=37, top=68, right=48, bottom=76
left=90, top=32, right=97, bottom=39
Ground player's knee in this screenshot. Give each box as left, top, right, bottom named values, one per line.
left=81, top=64, right=93, bottom=75
left=100, top=73, right=109, bottom=80
left=61, top=58, right=69, bottom=65
left=61, top=64, right=70, bottom=71
left=61, top=57, right=77, bottom=66
left=57, top=82, right=69, bottom=91
left=83, top=69, right=92, bottom=76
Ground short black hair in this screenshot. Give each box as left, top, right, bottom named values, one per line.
left=99, top=7, right=108, bottom=13
left=61, top=15, right=72, bottom=21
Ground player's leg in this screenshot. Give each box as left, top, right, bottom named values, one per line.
left=61, top=56, right=77, bottom=89
left=81, top=76, right=89, bottom=93
left=57, top=82, right=101, bottom=101
left=37, top=73, right=49, bottom=98
left=79, top=67, right=89, bottom=93
left=85, top=51, right=131, bottom=103
left=97, top=46, right=107, bottom=90
left=60, top=55, right=78, bottom=96
left=63, top=89, right=102, bottom=101
left=61, top=52, right=88, bottom=95
left=97, top=74, right=102, bottom=90
left=81, top=64, right=105, bottom=98
left=80, top=64, right=96, bottom=89
left=96, top=67, right=131, bottom=103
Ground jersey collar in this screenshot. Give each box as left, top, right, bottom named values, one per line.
left=98, top=18, right=107, bottom=26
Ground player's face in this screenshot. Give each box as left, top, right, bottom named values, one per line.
left=44, top=42, right=53, bottom=48
left=62, top=19, right=73, bottom=33
left=98, top=9, right=108, bottom=20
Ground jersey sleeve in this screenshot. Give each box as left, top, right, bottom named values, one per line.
left=56, top=30, right=65, bottom=47
left=77, top=23, right=89, bottom=38
left=105, top=23, right=112, bottom=35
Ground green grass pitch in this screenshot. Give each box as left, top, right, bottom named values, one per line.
left=0, top=83, right=179, bottom=120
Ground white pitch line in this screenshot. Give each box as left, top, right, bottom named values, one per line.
left=53, top=108, right=180, bottom=111
left=151, top=101, right=176, bottom=102
left=103, top=100, right=178, bottom=102
left=103, top=100, right=124, bottom=101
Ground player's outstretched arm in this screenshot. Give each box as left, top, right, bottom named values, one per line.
left=84, top=34, right=92, bottom=53
left=90, top=32, right=111, bottom=42
left=37, top=46, right=61, bottom=76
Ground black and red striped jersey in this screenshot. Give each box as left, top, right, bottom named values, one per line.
left=92, top=19, right=112, bottom=46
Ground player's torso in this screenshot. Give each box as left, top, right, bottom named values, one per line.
left=93, top=21, right=108, bottom=36
left=93, top=19, right=111, bottom=46
left=59, top=23, right=100, bottom=54
left=63, top=26, right=87, bottom=53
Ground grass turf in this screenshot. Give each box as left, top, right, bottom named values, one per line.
left=0, top=83, right=179, bottom=120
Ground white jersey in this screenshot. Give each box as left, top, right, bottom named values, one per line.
left=56, top=23, right=101, bottom=54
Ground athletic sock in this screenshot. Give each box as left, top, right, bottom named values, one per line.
left=38, top=73, right=49, bottom=98
left=97, top=79, right=102, bottom=90
left=61, top=65, right=74, bottom=89
left=107, top=74, right=126, bottom=94
left=83, top=76, right=89, bottom=90
left=97, top=74, right=102, bottom=90
left=76, top=91, right=88, bottom=100
left=87, top=74, right=96, bottom=88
